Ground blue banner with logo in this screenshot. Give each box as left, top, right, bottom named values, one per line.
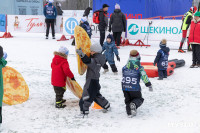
left=93, top=0, right=192, bottom=19
left=0, top=14, right=6, bottom=32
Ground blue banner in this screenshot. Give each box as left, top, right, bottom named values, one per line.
left=93, top=0, right=193, bottom=19
left=0, top=14, right=6, bottom=32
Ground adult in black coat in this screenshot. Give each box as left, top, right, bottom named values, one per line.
left=109, top=4, right=126, bottom=46
left=99, top=4, right=109, bottom=46
left=56, top=2, right=63, bottom=15
left=83, top=7, right=92, bottom=18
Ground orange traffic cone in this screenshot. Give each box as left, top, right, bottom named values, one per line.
left=57, top=35, right=68, bottom=41
left=92, top=102, right=103, bottom=110
left=5, top=32, right=13, bottom=38
left=70, top=35, right=74, bottom=39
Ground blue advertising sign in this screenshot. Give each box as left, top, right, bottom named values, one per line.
left=93, top=0, right=193, bottom=19
left=64, top=18, right=79, bottom=35
left=15, top=0, right=43, bottom=15
left=0, top=14, right=6, bottom=32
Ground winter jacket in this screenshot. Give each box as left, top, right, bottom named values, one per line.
left=188, top=18, right=200, bottom=45
left=0, top=57, right=7, bottom=107
left=98, top=9, right=108, bottom=31
left=51, top=52, right=74, bottom=87
left=56, top=5, right=63, bottom=15
left=154, top=46, right=170, bottom=70
left=44, top=3, right=57, bottom=19
left=83, top=7, right=92, bottom=17
left=102, top=41, right=119, bottom=65
left=81, top=53, right=105, bottom=80
left=122, top=57, right=151, bottom=91
left=80, top=21, right=92, bottom=38
left=109, top=9, right=126, bottom=32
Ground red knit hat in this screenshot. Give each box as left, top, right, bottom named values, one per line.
left=130, top=50, right=139, bottom=57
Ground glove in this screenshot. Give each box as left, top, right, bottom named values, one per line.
left=76, top=48, right=85, bottom=58
left=149, top=86, right=153, bottom=92
left=71, top=77, right=76, bottom=81
left=116, top=55, right=120, bottom=62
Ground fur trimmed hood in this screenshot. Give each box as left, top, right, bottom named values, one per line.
left=54, top=51, right=67, bottom=59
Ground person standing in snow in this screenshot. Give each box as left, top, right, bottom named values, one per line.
left=44, top=0, right=57, bottom=39
left=0, top=46, right=7, bottom=123
left=76, top=43, right=111, bottom=118
left=102, top=34, right=120, bottom=74
left=109, top=4, right=126, bottom=46
left=122, top=50, right=153, bottom=118
left=179, top=7, right=197, bottom=53
left=51, top=46, right=75, bottom=108
left=56, top=2, right=63, bottom=16
left=154, top=39, right=170, bottom=80
left=188, top=12, right=200, bottom=68
left=99, top=4, right=109, bottom=46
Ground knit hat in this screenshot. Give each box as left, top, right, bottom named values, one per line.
left=0, top=46, right=3, bottom=59
left=127, top=50, right=141, bottom=69
left=130, top=50, right=139, bottom=57
left=49, top=0, right=54, bottom=3
left=194, top=12, right=200, bottom=17
left=58, top=46, right=69, bottom=55
left=115, top=4, right=120, bottom=9
left=90, top=43, right=102, bottom=53
left=103, top=4, right=109, bottom=8
left=160, top=39, right=167, bottom=47
left=107, top=34, right=114, bottom=42
left=81, top=17, right=87, bottom=23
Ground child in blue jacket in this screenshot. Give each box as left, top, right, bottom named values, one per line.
left=102, top=34, right=120, bottom=74
left=80, top=17, right=92, bottom=38
left=154, top=39, right=170, bottom=80
left=122, top=50, right=153, bottom=118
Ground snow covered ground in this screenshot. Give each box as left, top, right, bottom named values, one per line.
left=0, top=32, right=200, bottom=133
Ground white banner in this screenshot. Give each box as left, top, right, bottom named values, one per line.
left=7, top=15, right=63, bottom=33
left=127, top=19, right=182, bottom=42
left=63, top=17, right=125, bottom=38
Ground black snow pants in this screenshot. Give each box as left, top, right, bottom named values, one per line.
left=123, top=91, right=144, bottom=115
left=158, top=69, right=167, bottom=79
left=103, top=61, right=118, bottom=72
left=45, top=19, right=55, bottom=37
left=0, top=107, right=2, bottom=123
left=113, top=32, right=122, bottom=46
left=53, top=86, right=66, bottom=103
left=79, top=79, right=110, bottom=114
left=100, top=30, right=106, bottom=46
left=192, top=44, right=200, bottom=65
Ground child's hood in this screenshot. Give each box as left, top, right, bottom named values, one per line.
left=161, top=46, right=170, bottom=53
left=52, top=52, right=68, bottom=65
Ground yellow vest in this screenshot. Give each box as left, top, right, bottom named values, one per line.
left=182, top=11, right=192, bottom=30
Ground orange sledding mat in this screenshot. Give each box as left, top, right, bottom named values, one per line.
left=2, top=66, right=29, bottom=105
left=74, top=26, right=91, bottom=75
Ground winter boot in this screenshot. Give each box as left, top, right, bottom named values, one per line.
left=197, top=64, right=200, bottom=68
left=178, top=49, right=186, bottom=53
left=52, top=36, right=56, bottom=39
left=61, top=99, right=66, bottom=104
left=158, top=77, right=163, bottom=80
left=130, top=102, right=137, bottom=117
left=102, top=106, right=111, bottom=113
left=103, top=69, right=109, bottom=74
left=46, top=36, right=48, bottom=39
left=56, top=101, right=66, bottom=108
left=190, top=64, right=197, bottom=68
left=75, top=111, right=88, bottom=118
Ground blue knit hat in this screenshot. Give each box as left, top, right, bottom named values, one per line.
left=59, top=46, right=69, bottom=55
left=107, top=34, right=114, bottom=42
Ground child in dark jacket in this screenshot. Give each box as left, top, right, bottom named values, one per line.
left=80, top=17, right=92, bottom=38
left=122, top=50, right=153, bottom=118
left=102, top=34, right=120, bottom=74
left=51, top=46, right=75, bottom=108
left=76, top=43, right=110, bottom=118
left=154, top=39, right=170, bottom=80
left=0, top=46, right=7, bottom=123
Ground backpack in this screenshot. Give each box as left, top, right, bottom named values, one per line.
left=93, top=10, right=100, bottom=24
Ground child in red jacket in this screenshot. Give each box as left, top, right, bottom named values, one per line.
left=51, top=46, right=75, bottom=108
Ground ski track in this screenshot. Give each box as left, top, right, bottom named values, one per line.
left=0, top=33, right=200, bottom=133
